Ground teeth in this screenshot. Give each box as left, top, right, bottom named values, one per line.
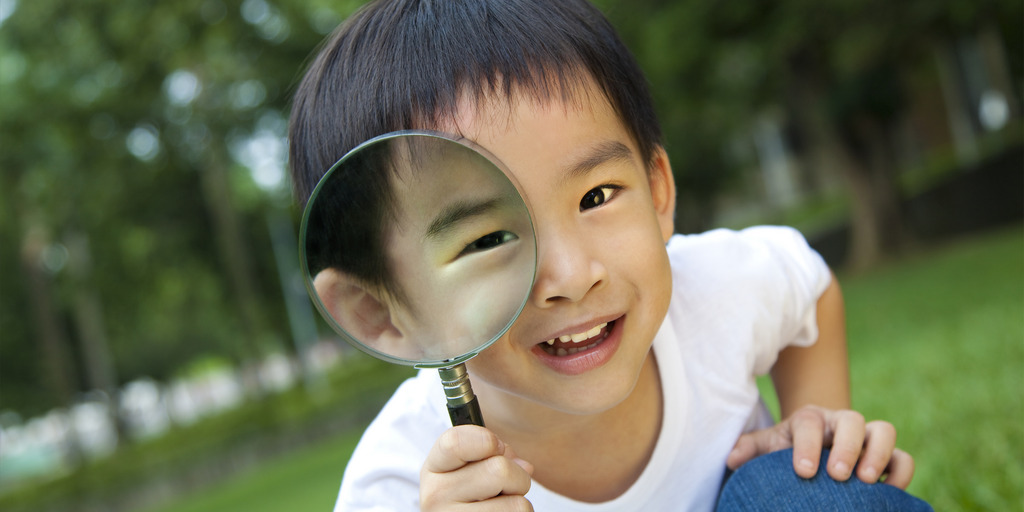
left=544, top=322, right=608, bottom=347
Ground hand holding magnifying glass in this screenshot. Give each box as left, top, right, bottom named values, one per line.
left=300, top=131, right=537, bottom=426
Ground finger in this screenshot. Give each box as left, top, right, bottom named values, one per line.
left=881, top=448, right=915, bottom=489
left=825, top=410, right=865, bottom=482
left=856, top=420, right=896, bottom=483
left=421, top=452, right=533, bottom=509
left=727, top=425, right=795, bottom=470
left=726, top=433, right=759, bottom=470
left=788, top=407, right=826, bottom=479
left=446, top=454, right=533, bottom=502
left=425, top=425, right=505, bottom=474
left=471, top=494, right=534, bottom=512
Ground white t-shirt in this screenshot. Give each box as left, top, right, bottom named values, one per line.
left=335, top=226, right=831, bottom=512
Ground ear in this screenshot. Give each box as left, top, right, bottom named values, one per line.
left=648, top=146, right=676, bottom=242
left=312, top=268, right=407, bottom=353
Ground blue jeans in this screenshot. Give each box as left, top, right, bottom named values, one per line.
left=716, top=448, right=933, bottom=511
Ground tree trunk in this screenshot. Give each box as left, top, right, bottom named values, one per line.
left=20, top=223, right=84, bottom=464
left=787, top=76, right=904, bottom=269
left=65, top=229, right=127, bottom=445
left=197, top=149, right=269, bottom=389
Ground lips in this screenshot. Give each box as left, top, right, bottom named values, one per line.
left=530, top=318, right=622, bottom=375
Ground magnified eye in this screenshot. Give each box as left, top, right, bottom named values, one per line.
left=460, top=230, right=518, bottom=256
left=580, top=185, right=621, bottom=211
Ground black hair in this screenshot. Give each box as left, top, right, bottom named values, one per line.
left=291, top=0, right=661, bottom=295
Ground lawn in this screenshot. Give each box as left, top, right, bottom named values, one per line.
left=840, top=225, right=1023, bottom=510
left=147, top=225, right=1023, bottom=512
left=141, top=428, right=363, bottom=512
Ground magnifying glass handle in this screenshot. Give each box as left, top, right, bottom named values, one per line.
left=438, top=363, right=485, bottom=426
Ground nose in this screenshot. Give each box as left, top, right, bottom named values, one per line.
left=530, top=225, right=608, bottom=307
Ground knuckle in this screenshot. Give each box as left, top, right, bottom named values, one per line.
left=437, top=428, right=462, bottom=456
left=439, top=425, right=497, bottom=459
left=791, top=407, right=821, bottom=424
left=839, top=409, right=865, bottom=425
left=867, top=419, right=896, bottom=436
left=485, top=454, right=514, bottom=479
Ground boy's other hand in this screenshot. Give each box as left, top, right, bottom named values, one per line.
left=726, top=405, right=915, bottom=489
left=420, top=425, right=535, bottom=511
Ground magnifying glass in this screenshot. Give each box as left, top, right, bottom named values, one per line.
left=300, top=131, right=537, bottom=427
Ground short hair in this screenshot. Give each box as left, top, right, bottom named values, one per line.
left=291, top=0, right=661, bottom=296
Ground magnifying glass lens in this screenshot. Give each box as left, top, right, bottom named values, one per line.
left=300, top=132, right=536, bottom=368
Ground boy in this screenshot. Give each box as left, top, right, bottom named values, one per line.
left=289, top=0, right=931, bottom=510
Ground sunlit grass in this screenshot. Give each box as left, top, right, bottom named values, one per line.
left=841, top=225, right=1023, bottom=510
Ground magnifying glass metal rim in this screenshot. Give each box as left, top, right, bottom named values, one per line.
left=298, top=129, right=537, bottom=369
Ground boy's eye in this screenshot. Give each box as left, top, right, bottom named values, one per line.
left=580, top=185, right=620, bottom=211
left=459, top=230, right=518, bottom=256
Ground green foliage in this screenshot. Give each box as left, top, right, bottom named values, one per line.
left=0, top=0, right=365, bottom=414
left=595, top=0, right=1022, bottom=232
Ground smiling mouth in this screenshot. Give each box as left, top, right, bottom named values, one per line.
left=538, top=321, right=613, bottom=356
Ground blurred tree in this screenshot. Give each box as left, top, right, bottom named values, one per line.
left=2, top=0, right=1019, bottom=418
left=599, top=0, right=1021, bottom=267
left=0, top=0, right=363, bottom=417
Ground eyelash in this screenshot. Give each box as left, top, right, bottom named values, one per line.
left=579, top=185, right=622, bottom=211
left=458, top=230, right=518, bottom=257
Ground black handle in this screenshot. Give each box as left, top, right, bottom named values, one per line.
left=448, top=395, right=485, bottom=426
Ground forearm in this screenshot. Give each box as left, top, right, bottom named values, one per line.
left=771, top=272, right=850, bottom=419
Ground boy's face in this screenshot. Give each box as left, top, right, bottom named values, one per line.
left=446, top=79, right=676, bottom=418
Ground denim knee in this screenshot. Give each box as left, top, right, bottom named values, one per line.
left=716, top=448, right=932, bottom=511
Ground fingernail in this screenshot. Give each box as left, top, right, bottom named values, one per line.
left=514, top=457, right=534, bottom=475
left=834, top=461, right=851, bottom=478
left=862, top=466, right=879, bottom=482
left=799, top=458, right=815, bottom=471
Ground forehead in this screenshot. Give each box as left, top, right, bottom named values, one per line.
left=437, top=78, right=644, bottom=185
left=386, top=137, right=523, bottom=232
left=452, top=77, right=621, bottom=134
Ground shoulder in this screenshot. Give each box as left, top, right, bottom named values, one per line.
left=667, top=225, right=820, bottom=268
left=335, top=370, right=449, bottom=511
left=662, top=226, right=832, bottom=371
left=666, top=226, right=828, bottom=293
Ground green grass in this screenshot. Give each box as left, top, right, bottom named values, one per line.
left=149, top=226, right=1023, bottom=512
left=141, top=429, right=364, bottom=512
left=841, top=225, right=1024, bottom=510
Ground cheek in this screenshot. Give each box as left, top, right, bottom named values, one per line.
left=465, top=336, right=525, bottom=390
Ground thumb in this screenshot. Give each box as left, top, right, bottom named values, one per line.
left=726, top=433, right=760, bottom=470
left=726, top=426, right=793, bottom=470
left=503, top=444, right=535, bottom=477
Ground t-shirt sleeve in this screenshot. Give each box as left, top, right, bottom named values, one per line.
left=741, top=226, right=832, bottom=375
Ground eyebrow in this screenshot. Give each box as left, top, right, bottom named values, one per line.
left=562, top=141, right=634, bottom=181
left=426, top=197, right=505, bottom=240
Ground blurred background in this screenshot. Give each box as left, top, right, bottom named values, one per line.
left=0, top=0, right=1020, bottom=510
